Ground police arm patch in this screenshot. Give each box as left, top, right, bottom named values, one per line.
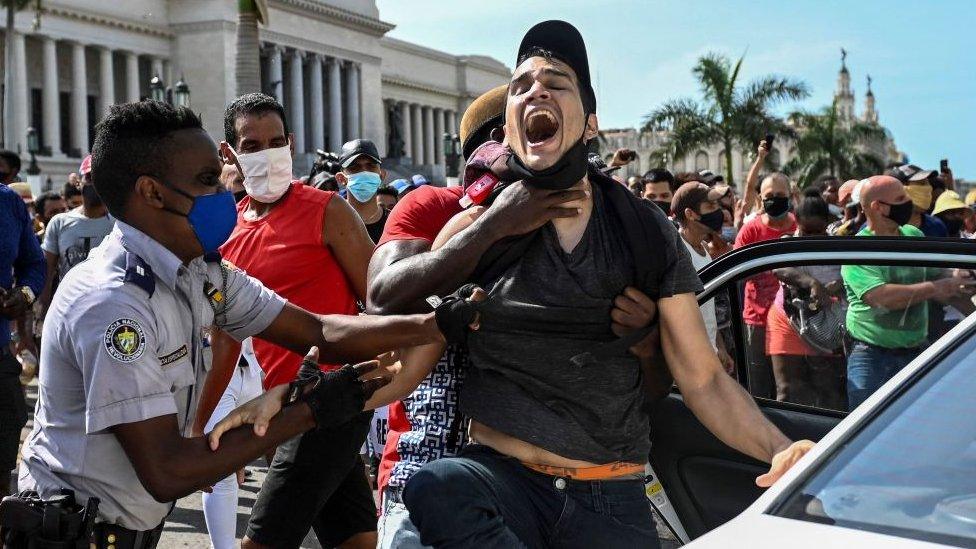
left=104, top=319, right=147, bottom=363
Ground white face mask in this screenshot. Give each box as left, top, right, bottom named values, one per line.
left=234, top=144, right=293, bottom=203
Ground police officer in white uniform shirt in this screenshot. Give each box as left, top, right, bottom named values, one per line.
left=16, top=101, right=471, bottom=548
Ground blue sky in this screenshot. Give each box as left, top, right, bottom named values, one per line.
left=376, top=0, right=976, bottom=178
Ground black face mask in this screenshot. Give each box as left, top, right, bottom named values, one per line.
left=763, top=196, right=791, bottom=219
left=506, top=125, right=589, bottom=190
left=882, top=200, right=914, bottom=227
left=652, top=200, right=672, bottom=214
left=697, top=208, right=725, bottom=232
left=233, top=190, right=247, bottom=204
left=81, top=184, right=103, bottom=207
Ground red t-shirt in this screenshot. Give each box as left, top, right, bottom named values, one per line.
left=220, top=183, right=359, bottom=389
left=733, top=214, right=797, bottom=326
left=377, top=185, right=464, bottom=247
left=374, top=185, right=464, bottom=495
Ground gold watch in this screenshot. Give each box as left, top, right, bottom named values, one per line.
left=19, top=286, right=35, bottom=305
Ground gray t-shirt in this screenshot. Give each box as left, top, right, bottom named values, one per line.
left=42, top=208, right=114, bottom=279
left=463, top=184, right=702, bottom=463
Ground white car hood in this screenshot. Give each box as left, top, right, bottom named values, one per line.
left=689, top=512, right=953, bottom=548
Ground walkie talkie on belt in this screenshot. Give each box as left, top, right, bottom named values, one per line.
left=0, top=489, right=99, bottom=548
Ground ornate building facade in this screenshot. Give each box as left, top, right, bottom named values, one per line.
left=600, top=56, right=904, bottom=185
left=0, top=0, right=510, bottom=188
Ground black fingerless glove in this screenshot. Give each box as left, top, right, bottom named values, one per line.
left=290, top=363, right=366, bottom=429
left=427, top=283, right=481, bottom=345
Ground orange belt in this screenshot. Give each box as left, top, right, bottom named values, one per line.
left=521, top=461, right=645, bottom=481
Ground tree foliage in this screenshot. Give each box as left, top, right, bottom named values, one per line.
left=643, top=53, right=809, bottom=187
left=783, top=101, right=886, bottom=187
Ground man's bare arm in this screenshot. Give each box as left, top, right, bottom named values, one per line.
left=114, top=405, right=315, bottom=502
left=366, top=183, right=586, bottom=315
left=324, top=196, right=374, bottom=302
left=191, top=330, right=242, bottom=436
left=864, top=277, right=974, bottom=311
left=38, top=251, right=59, bottom=312
left=364, top=343, right=445, bottom=410
left=659, top=293, right=799, bottom=472
left=258, top=303, right=443, bottom=365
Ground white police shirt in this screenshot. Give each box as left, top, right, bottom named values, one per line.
left=19, top=221, right=286, bottom=531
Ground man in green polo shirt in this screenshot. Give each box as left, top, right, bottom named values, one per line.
left=842, top=175, right=975, bottom=410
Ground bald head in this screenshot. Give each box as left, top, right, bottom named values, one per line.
left=860, top=175, right=907, bottom=208
left=759, top=172, right=790, bottom=199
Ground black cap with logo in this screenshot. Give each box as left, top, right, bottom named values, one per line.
left=338, top=139, right=382, bottom=169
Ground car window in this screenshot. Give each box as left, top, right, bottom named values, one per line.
left=725, top=261, right=974, bottom=412
left=771, top=330, right=976, bottom=546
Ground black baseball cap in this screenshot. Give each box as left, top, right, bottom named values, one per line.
left=338, top=139, right=381, bottom=169
left=516, top=20, right=596, bottom=114
left=887, top=163, right=936, bottom=184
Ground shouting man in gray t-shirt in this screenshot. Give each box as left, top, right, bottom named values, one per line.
left=398, top=20, right=818, bottom=548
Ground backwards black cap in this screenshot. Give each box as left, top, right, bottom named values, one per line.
left=516, top=20, right=596, bottom=114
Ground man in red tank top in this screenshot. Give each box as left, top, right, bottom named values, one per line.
left=216, top=93, right=378, bottom=549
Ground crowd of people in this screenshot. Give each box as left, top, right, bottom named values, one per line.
left=0, top=17, right=971, bottom=549
left=617, top=137, right=974, bottom=413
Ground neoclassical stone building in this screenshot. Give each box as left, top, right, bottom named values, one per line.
left=0, top=0, right=510, bottom=188
left=600, top=58, right=905, bottom=185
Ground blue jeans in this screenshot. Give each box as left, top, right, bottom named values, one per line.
left=402, top=444, right=659, bottom=549
left=847, top=341, right=919, bottom=410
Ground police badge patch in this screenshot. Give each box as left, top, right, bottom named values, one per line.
left=104, top=319, right=147, bottom=363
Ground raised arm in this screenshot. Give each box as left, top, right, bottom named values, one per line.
left=740, top=141, right=769, bottom=219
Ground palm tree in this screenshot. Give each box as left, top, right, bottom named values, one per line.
left=235, top=0, right=266, bottom=95
left=3, top=0, right=35, bottom=148
left=643, top=53, right=809, bottom=187
left=783, top=101, right=886, bottom=187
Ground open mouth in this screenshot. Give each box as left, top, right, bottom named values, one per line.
left=524, top=109, right=560, bottom=146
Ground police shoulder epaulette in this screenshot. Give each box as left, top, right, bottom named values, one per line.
left=123, top=252, right=155, bottom=297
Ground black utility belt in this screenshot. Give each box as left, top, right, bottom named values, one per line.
left=91, top=522, right=164, bottom=549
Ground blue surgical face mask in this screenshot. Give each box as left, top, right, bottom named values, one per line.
left=345, top=171, right=382, bottom=203
left=161, top=181, right=239, bottom=254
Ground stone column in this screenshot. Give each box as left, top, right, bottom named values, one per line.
left=288, top=49, right=305, bottom=154
left=344, top=62, right=360, bottom=139
left=410, top=103, right=422, bottom=165
left=433, top=108, right=444, bottom=164
left=400, top=102, right=412, bottom=163
left=447, top=110, right=458, bottom=135
left=422, top=106, right=435, bottom=165
left=11, top=31, right=28, bottom=155
left=41, top=36, right=60, bottom=156
left=151, top=57, right=164, bottom=80
left=70, top=42, right=89, bottom=155
left=308, top=55, right=324, bottom=151
left=125, top=52, right=140, bottom=102
left=267, top=46, right=284, bottom=104
left=98, top=47, right=115, bottom=118
left=327, top=58, right=343, bottom=151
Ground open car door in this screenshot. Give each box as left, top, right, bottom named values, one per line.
left=648, top=236, right=976, bottom=543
